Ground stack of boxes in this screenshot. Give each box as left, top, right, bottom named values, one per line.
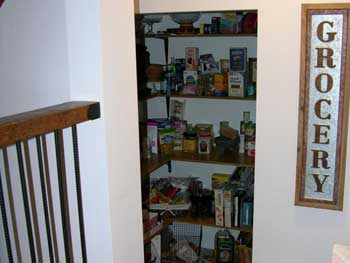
left=212, top=168, right=254, bottom=228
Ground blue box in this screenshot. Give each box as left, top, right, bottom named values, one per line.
left=229, top=47, right=247, bottom=72
left=240, top=201, right=253, bottom=227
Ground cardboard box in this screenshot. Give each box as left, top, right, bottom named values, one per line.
left=183, top=70, right=198, bottom=85
left=185, top=47, right=199, bottom=71
left=240, top=201, right=253, bottom=227
left=214, top=189, right=224, bottom=227
left=147, top=122, right=158, bottom=154
left=229, top=47, right=247, bottom=72
left=214, top=74, right=228, bottom=95
left=228, top=71, right=245, bottom=97
left=224, top=190, right=233, bottom=228
left=212, top=173, right=231, bottom=189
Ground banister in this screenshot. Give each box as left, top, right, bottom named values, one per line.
left=0, top=101, right=100, bottom=147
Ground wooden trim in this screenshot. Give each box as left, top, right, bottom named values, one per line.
left=295, top=4, right=308, bottom=208
left=337, top=9, right=350, bottom=211
left=302, top=3, right=350, bottom=10
left=0, top=101, right=100, bottom=147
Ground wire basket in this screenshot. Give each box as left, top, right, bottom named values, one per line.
left=161, top=222, right=202, bottom=263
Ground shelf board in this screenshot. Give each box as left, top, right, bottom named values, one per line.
left=141, top=154, right=170, bottom=176
left=146, top=93, right=256, bottom=101
left=145, top=33, right=257, bottom=39
left=171, top=150, right=255, bottom=168
left=141, top=150, right=254, bottom=176
left=168, top=216, right=253, bottom=233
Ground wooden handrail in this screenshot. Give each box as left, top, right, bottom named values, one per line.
left=0, top=101, right=100, bottom=147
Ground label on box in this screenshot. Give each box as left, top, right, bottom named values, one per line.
left=183, top=70, right=198, bottom=85
left=228, top=72, right=245, bottom=97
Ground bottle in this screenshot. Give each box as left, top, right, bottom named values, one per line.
left=215, top=229, right=235, bottom=263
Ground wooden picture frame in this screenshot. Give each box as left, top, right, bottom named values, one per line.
left=295, top=4, right=350, bottom=210
left=248, top=58, right=257, bottom=83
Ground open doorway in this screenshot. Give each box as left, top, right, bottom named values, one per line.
left=135, top=10, right=257, bottom=263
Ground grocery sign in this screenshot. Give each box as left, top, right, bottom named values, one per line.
left=295, top=4, right=350, bottom=210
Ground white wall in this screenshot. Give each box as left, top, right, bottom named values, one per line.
left=0, top=0, right=113, bottom=262
left=99, top=1, right=145, bottom=262
left=138, top=0, right=350, bottom=263
left=64, top=0, right=113, bottom=262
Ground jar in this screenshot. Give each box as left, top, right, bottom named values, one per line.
left=183, top=131, right=197, bottom=153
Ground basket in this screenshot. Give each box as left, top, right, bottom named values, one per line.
left=146, top=64, right=163, bottom=81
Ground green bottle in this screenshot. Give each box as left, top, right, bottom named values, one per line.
left=215, top=229, right=235, bottom=262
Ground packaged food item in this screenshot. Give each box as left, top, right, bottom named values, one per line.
left=228, top=71, right=245, bottom=97
left=183, top=70, right=198, bottom=85
left=198, top=136, right=212, bottom=154
left=185, top=47, right=199, bottom=71
left=158, top=128, right=176, bottom=155
left=196, top=124, right=213, bottom=154
left=214, top=189, right=224, bottom=227
left=183, top=131, right=197, bottom=153
left=147, top=121, right=158, bottom=154
left=215, top=229, right=235, bottom=262
left=171, top=120, right=187, bottom=151
left=229, top=47, right=247, bottom=72
left=170, top=100, right=185, bottom=120
left=214, top=74, right=228, bottom=96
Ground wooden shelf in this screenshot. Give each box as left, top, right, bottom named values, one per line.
left=145, top=33, right=257, bottom=39
left=141, top=150, right=254, bottom=176
left=146, top=93, right=256, bottom=101
left=171, top=150, right=255, bottom=168
left=168, top=216, right=253, bottom=233
left=141, top=154, right=170, bottom=176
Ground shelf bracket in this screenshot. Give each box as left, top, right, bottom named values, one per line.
left=167, top=160, right=172, bottom=173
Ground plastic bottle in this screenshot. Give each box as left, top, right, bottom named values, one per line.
left=215, top=229, right=235, bottom=262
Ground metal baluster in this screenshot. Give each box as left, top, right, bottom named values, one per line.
left=42, top=135, right=60, bottom=262
left=72, top=125, right=88, bottom=263
left=54, top=130, right=73, bottom=262
left=16, top=141, right=36, bottom=262
left=36, top=136, right=54, bottom=262
left=23, top=140, right=42, bottom=261
left=0, top=156, right=13, bottom=262
left=3, top=147, right=22, bottom=262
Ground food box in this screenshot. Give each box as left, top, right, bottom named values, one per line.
left=228, top=71, right=245, bottom=97
left=229, top=47, right=247, bottom=72
left=214, top=74, right=228, bottom=96
left=214, top=189, right=224, bottom=227
left=212, top=173, right=231, bottom=189
left=147, top=122, right=158, bottom=154
left=224, top=190, right=233, bottom=228
left=158, top=128, right=176, bottom=155
left=185, top=47, right=199, bottom=71
left=183, top=70, right=198, bottom=85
